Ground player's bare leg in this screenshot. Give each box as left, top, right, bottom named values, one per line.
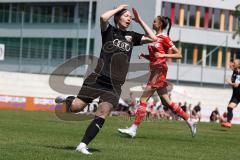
left=118, top=86, right=155, bottom=138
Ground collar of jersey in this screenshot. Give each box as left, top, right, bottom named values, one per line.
left=156, top=33, right=167, bottom=36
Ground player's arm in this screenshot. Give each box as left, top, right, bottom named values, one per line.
left=138, top=52, right=150, bottom=60
left=132, top=8, right=157, bottom=44
left=226, top=78, right=240, bottom=88
left=100, top=4, right=128, bottom=31
left=154, top=47, right=182, bottom=59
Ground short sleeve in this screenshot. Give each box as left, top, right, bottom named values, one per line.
left=101, top=24, right=113, bottom=36
left=131, top=31, right=144, bottom=46
left=163, top=36, right=176, bottom=50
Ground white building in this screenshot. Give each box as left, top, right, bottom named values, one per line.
left=0, top=0, right=239, bottom=85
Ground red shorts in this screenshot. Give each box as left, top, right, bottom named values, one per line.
left=147, top=63, right=168, bottom=88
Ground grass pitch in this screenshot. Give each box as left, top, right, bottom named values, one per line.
left=0, top=110, right=240, bottom=160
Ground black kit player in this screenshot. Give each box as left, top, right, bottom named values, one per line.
left=222, top=59, right=240, bottom=128
left=55, top=4, right=157, bottom=154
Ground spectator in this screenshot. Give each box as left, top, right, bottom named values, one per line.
left=181, top=102, right=187, bottom=112
left=210, top=108, right=220, bottom=122
left=191, top=103, right=201, bottom=122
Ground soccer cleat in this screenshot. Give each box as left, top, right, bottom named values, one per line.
left=187, top=119, right=197, bottom=138
left=55, top=96, right=75, bottom=112
left=118, top=128, right=136, bottom=138
left=55, top=96, right=66, bottom=104
left=76, top=143, right=92, bottom=155
left=221, top=122, right=232, bottom=128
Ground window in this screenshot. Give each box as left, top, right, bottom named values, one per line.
left=66, top=39, right=73, bottom=59
left=52, top=39, right=64, bottom=59
left=40, top=5, right=52, bottom=23
left=224, top=10, right=229, bottom=31
left=189, top=5, right=196, bottom=26
left=200, top=7, right=205, bottom=28
left=43, top=38, right=51, bottom=59
left=174, top=3, right=180, bottom=25
left=232, top=15, right=238, bottom=31
left=11, top=3, right=21, bottom=23
left=54, top=6, right=63, bottom=23
left=0, top=3, right=10, bottom=23
left=30, top=39, right=42, bottom=59
left=0, top=2, right=97, bottom=25
left=5, top=38, right=20, bottom=58
left=62, top=5, right=74, bottom=23
left=91, top=2, right=97, bottom=25
left=32, top=6, right=41, bottom=23
left=197, top=45, right=203, bottom=64
left=213, top=9, right=220, bottom=29
left=181, top=43, right=194, bottom=64
left=206, top=45, right=218, bottom=67
left=208, top=8, right=214, bottom=28
left=161, top=2, right=171, bottom=18
left=22, top=38, right=29, bottom=58
left=23, top=5, right=31, bottom=23
left=184, top=5, right=189, bottom=26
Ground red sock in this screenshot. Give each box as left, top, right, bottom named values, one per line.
left=134, top=102, right=147, bottom=125
left=169, top=102, right=189, bottom=120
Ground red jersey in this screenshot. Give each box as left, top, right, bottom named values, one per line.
left=148, top=33, right=175, bottom=65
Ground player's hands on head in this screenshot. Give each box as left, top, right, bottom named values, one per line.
left=116, top=4, right=128, bottom=10
left=132, top=8, right=142, bottom=23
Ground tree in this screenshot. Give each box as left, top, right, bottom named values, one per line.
left=232, top=4, right=240, bottom=39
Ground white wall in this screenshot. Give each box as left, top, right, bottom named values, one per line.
left=1, top=71, right=240, bottom=123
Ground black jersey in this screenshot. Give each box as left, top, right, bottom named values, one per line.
left=94, top=24, right=144, bottom=84
left=231, top=70, right=240, bottom=95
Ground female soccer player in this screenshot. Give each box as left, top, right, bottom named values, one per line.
left=118, top=15, right=197, bottom=138
left=221, top=59, right=240, bottom=128
left=55, top=5, right=157, bottom=154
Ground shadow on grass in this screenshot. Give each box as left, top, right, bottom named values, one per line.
left=116, top=132, right=147, bottom=139
left=44, top=145, right=101, bottom=153
left=211, top=128, right=228, bottom=132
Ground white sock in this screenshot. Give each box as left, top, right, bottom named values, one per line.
left=130, top=124, right=138, bottom=132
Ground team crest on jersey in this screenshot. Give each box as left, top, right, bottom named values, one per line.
left=125, top=35, right=132, bottom=42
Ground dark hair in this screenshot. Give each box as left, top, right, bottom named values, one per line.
left=114, top=8, right=128, bottom=27
left=157, top=16, right=172, bottom=36
left=193, top=106, right=201, bottom=112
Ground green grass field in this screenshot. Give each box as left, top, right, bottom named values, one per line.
left=1, top=110, right=240, bottom=160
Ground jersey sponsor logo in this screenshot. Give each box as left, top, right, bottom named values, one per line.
left=113, top=39, right=131, bottom=52
left=102, top=39, right=132, bottom=53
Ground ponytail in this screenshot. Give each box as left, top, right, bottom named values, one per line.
left=166, top=17, right=172, bottom=36
left=158, top=16, right=172, bottom=36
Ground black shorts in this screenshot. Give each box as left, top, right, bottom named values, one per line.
left=229, top=94, right=240, bottom=105
left=77, top=73, right=122, bottom=108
